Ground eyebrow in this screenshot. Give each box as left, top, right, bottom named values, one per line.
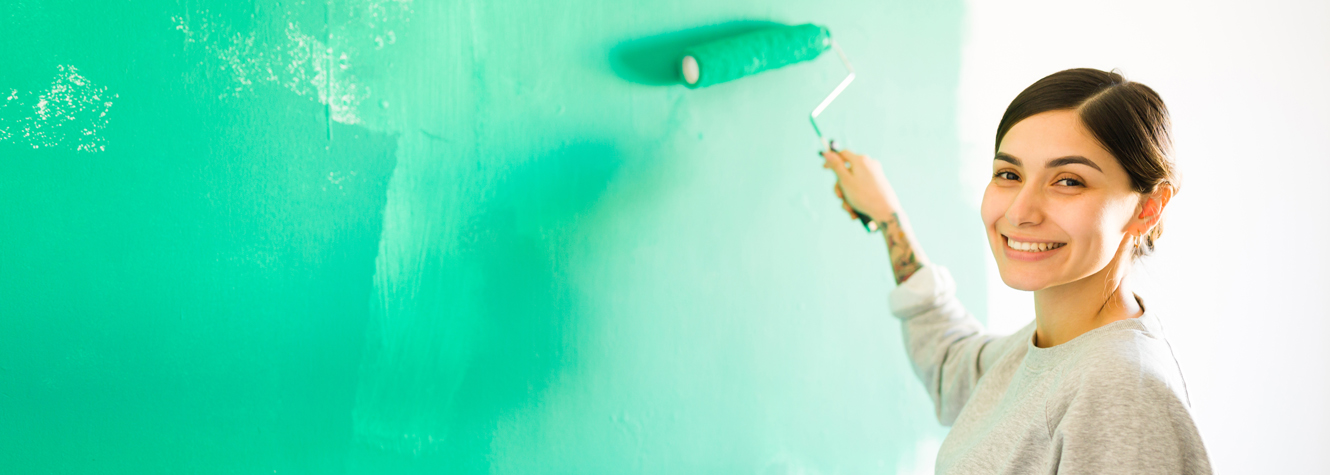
left=994, top=152, right=1103, bottom=172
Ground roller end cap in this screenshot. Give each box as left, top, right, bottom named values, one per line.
left=681, top=55, right=700, bottom=86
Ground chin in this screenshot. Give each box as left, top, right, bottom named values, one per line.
left=997, top=269, right=1048, bottom=292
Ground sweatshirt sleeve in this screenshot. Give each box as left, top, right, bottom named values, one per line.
left=888, top=264, right=1013, bottom=426
left=1050, top=356, right=1213, bottom=474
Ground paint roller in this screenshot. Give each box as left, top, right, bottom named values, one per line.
left=680, top=23, right=876, bottom=232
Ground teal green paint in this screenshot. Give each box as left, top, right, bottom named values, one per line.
left=610, top=21, right=782, bottom=86
left=681, top=23, right=829, bottom=89
left=0, top=65, right=118, bottom=152
left=1, top=0, right=978, bottom=473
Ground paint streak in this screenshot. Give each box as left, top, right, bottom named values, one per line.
left=0, top=65, right=117, bottom=152
left=342, top=1, right=977, bottom=471
left=1, top=0, right=976, bottom=472
left=171, top=0, right=411, bottom=128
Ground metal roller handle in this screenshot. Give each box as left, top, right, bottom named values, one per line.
left=811, top=40, right=875, bottom=232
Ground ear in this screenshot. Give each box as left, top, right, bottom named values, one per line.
left=1131, top=183, right=1174, bottom=235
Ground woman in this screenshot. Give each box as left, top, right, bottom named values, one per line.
left=823, top=68, right=1212, bottom=474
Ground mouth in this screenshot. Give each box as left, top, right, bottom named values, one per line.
left=1003, top=234, right=1067, bottom=253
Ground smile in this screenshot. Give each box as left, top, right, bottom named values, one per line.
left=1004, top=235, right=1066, bottom=253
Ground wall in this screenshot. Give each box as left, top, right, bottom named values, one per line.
left=957, top=0, right=1330, bottom=472
left=1, top=0, right=977, bottom=473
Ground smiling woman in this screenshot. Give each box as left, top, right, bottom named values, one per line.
left=822, top=68, right=1211, bottom=473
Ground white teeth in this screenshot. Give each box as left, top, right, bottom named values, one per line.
left=1006, top=236, right=1065, bottom=252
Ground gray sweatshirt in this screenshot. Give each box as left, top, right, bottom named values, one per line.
left=888, top=264, right=1213, bottom=474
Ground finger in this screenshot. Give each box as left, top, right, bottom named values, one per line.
left=822, top=150, right=851, bottom=178
left=838, top=148, right=867, bottom=170
left=841, top=200, right=859, bottom=219
left=824, top=149, right=845, bottom=178
left=832, top=148, right=860, bottom=173
left=834, top=183, right=844, bottom=198
left=822, top=149, right=842, bottom=168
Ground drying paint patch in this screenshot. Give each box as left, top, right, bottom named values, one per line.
left=0, top=65, right=118, bottom=153
left=172, top=0, right=411, bottom=127
left=894, top=434, right=942, bottom=475
left=762, top=451, right=826, bottom=475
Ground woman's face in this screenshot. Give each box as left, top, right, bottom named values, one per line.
left=981, top=109, right=1143, bottom=291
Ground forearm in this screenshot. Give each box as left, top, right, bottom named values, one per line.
left=887, top=263, right=994, bottom=426
left=879, top=210, right=927, bottom=285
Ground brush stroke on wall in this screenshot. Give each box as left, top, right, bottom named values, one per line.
left=0, top=0, right=981, bottom=473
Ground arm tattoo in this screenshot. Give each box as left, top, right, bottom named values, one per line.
left=882, top=212, right=923, bottom=285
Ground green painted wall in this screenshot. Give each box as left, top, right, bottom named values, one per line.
left=1, top=0, right=980, bottom=473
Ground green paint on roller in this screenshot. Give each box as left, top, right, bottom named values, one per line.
left=681, top=23, right=830, bottom=88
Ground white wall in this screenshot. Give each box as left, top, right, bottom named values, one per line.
left=956, top=1, right=1330, bottom=472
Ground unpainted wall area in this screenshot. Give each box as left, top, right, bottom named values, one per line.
left=0, top=0, right=978, bottom=473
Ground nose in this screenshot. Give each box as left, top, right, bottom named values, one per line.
left=1005, top=182, right=1043, bottom=228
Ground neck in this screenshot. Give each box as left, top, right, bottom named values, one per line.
left=1032, top=242, right=1144, bottom=348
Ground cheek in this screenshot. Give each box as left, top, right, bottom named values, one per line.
left=980, top=184, right=1006, bottom=229
left=1060, top=200, right=1124, bottom=256
left=1092, top=198, right=1142, bottom=248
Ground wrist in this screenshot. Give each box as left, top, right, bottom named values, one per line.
left=866, top=207, right=898, bottom=225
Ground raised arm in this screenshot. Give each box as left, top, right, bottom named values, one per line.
left=822, top=147, right=929, bottom=284
left=822, top=147, right=1023, bottom=425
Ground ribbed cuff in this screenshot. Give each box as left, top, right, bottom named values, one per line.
left=887, top=264, right=956, bottom=320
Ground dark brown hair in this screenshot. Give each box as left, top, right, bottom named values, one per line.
left=995, top=68, right=1178, bottom=259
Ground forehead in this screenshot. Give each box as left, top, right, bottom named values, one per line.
left=997, top=110, right=1116, bottom=169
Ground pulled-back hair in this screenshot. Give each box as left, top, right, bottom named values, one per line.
left=996, top=68, right=1178, bottom=259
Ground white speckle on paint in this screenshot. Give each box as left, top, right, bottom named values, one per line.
left=326, top=170, right=358, bottom=190
left=172, top=0, right=413, bottom=128
left=0, top=65, right=118, bottom=153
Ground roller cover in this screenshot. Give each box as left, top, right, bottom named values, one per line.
left=682, top=23, right=831, bottom=89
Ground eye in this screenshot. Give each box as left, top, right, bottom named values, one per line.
left=1055, top=177, right=1085, bottom=187
left=993, top=171, right=1019, bottom=181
